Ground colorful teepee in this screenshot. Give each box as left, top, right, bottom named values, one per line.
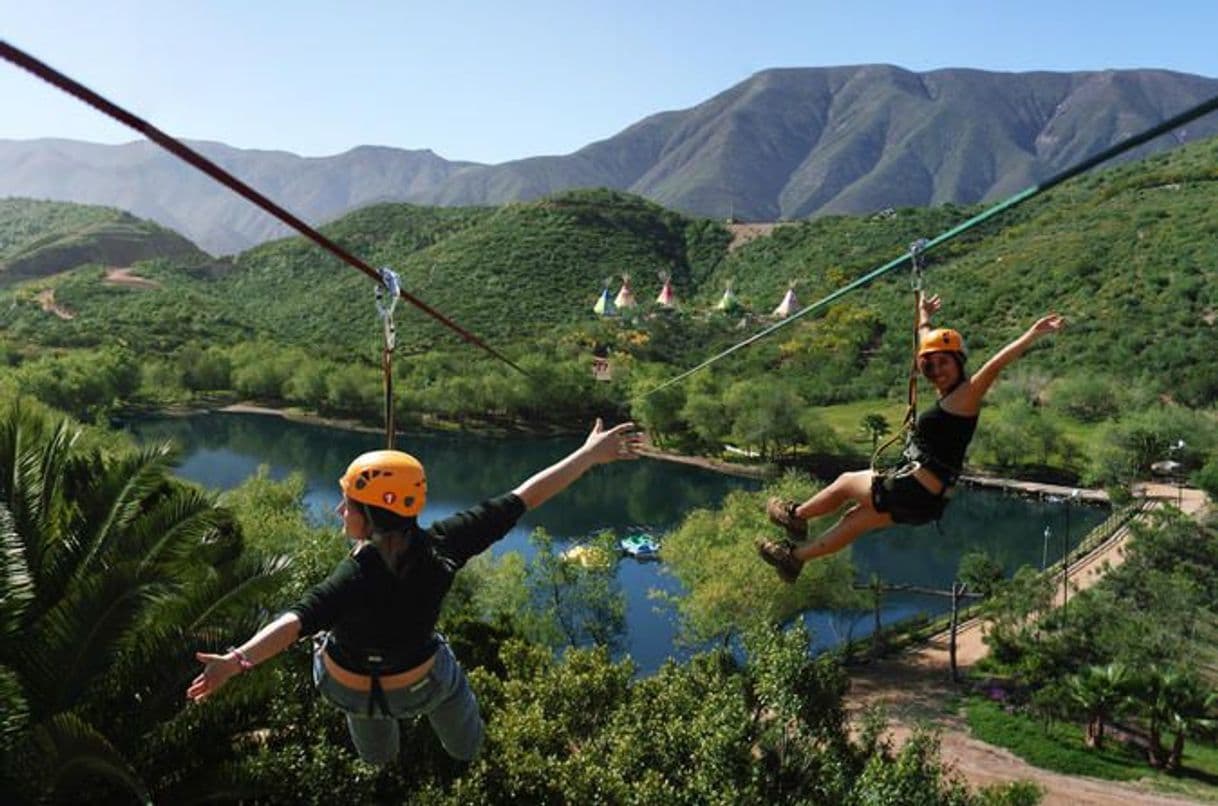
left=715, top=279, right=740, bottom=312
left=593, top=279, right=617, bottom=316
left=655, top=271, right=676, bottom=308
left=772, top=282, right=799, bottom=319
left=614, top=273, right=637, bottom=310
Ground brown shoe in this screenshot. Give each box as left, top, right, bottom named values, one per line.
left=766, top=497, right=807, bottom=541
left=755, top=537, right=803, bottom=584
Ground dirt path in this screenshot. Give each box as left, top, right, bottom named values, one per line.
left=103, top=267, right=161, bottom=289
left=35, top=288, right=74, bottom=320
left=848, top=485, right=1211, bottom=805
left=636, top=446, right=770, bottom=479
left=726, top=222, right=783, bottom=252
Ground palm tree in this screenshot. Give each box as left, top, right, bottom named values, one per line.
left=1067, top=663, right=1130, bottom=750
left=859, top=413, right=891, bottom=453
left=1130, top=666, right=1218, bottom=771
left=1164, top=686, right=1218, bottom=772
left=0, top=401, right=290, bottom=803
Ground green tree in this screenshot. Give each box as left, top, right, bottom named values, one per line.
left=1191, top=454, right=1218, bottom=502
left=524, top=529, right=626, bottom=650
left=958, top=551, right=1004, bottom=598
left=1066, top=663, right=1131, bottom=750
left=860, top=412, right=892, bottom=452
left=628, top=363, right=686, bottom=447
left=660, top=473, right=862, bottom=643
left=0, top=401, right=290, bottom=803
left=1129, top=667, right=1218, bottom=770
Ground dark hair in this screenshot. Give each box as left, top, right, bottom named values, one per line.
left=355, top=502, right=423, bottom=574
left=360, top=502, right=418, bottom=535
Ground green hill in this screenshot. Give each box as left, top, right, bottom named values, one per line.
left=2, top=134, right=1216, bottom=408
left=0, top=198, right=209, bottom=284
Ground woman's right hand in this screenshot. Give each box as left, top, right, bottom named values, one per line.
left=581, top=418, right=643, bottom=465
left=186, top=651, right=242, bottom=702
left=1026, top=313, right=1065, bottom=340
left=920, top=294, right=942, bottom=320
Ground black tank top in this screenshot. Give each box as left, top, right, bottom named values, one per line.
left=912, top=399, right=978, bottom=483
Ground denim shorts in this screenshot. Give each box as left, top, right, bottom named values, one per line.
left=312, top=637, right=484, bottom=764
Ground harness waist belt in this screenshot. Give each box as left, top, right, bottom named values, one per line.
left=323, top=649, right=435, bottom=692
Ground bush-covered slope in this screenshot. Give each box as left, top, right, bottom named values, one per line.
left=0, top=198, right=208, bottom=283
left=216, top=189, right=730, bottom=356
left=2, top=133, right=1216, bottom=405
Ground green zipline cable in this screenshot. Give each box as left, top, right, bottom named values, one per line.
left=640, top=92, right=1218, bottom=400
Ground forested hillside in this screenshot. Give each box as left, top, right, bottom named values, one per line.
left=0, top=134, right=1215, bottom=489
left=0, top=198, right=208, bottom=284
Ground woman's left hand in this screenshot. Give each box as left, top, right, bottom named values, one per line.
left=1027, top=313, right=1065, bottom=338
left=582, top=418, right=643, bottom=465
left=920, top=293, right=942, bottom=319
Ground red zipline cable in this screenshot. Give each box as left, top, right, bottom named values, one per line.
left=0, top=39, right=527, bottom=376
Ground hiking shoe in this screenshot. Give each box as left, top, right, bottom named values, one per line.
left=755, top=537, right=802, bottom=584
left=766, top=497, right=807, bottom=540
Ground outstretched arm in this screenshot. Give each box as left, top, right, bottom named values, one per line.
left=512, top=418, right=642, bottom=510
left=187, top=611, right=301, bottom=702
left=919, top=293, right=942, bottom=330
left=963, top=314, right=1065, bottom=407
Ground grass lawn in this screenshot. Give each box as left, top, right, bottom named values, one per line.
left=814, top=398, right=908, bottom=448
left=814, top=398, right=1108, bottom=481
left=965, top=697, right=1218, bottom=801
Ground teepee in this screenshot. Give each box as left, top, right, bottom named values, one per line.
left=593, top=279, right=617, bottom=316
left=655, top=271, right=676, bottom=308
left=614, top=273, right=637, bottom=310
left=772, top=282, right=799, bottom=319
left=715, top=279, right=740, bottom=312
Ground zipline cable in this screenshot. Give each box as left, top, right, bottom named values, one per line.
left=0, top=39, right=528, bottom=377
left=640, top=91, right=1218, bottom=399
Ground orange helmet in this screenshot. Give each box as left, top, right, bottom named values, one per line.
left=339, top=450, right=427, bottom=518
left=918, top=327, right=966, bottom=359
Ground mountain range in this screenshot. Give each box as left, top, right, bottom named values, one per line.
left=3, top=64, right=1217, bottom=254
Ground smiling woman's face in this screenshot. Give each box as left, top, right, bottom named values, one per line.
left=919, top=351, right=962, bottom=391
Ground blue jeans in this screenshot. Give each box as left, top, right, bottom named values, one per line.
left=312, top=638, right=484, bottom=764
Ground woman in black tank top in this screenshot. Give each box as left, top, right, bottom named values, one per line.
left=757, top=296, right=1065, bottom=584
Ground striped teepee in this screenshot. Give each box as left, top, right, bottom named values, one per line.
left=593, top=278, right=617, bottom=316
left=655, top=270, right=676, bottom=308
left=614, top=273, right=637, bottom=310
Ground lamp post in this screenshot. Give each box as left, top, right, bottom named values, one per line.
left=1042, top=525, right=1052, bottom=571
left=1171, top=440, right=1186, bottom=507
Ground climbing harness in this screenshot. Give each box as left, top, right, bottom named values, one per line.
left=376, top=268, right=401, bottom=449
left=0, top=39, right=526, bottom=377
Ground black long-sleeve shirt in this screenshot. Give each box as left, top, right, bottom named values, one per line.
left=287, top=493, right=526, bottom=674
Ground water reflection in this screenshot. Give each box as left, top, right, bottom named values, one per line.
left=129, top=412, right=1107, bottom=671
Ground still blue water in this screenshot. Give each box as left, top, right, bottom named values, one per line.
left=128, top=412, right=1107, bottom=672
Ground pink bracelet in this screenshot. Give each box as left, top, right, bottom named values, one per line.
left=227, top=647, right=254, bottom=672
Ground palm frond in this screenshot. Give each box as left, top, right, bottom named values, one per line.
left=184, top=554, right=294, bottom=636
left=0, top=504, right=34, bottom=644
left=69, top=442, right=178, bottom=587
left=127, top=488, right=229, bottom=579
left=0, top=663, right=31, bottom=751
left=32, top=711, right=152, bottom=806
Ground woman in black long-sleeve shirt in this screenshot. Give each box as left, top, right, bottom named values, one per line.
left=188, top=419, right=641, bottom=764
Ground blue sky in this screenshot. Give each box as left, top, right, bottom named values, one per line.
left=3, top=1, right=1216, bottom=164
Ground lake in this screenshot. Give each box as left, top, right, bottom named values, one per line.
left=128, top=412, right=1107, bottom=672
